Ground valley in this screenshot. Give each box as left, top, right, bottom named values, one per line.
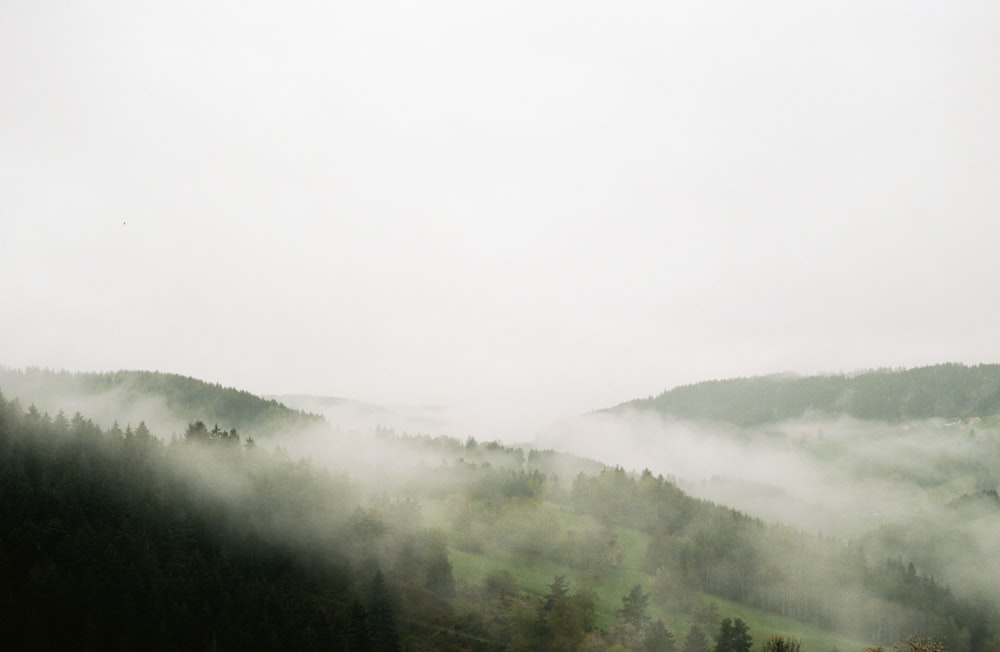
left=3, top=364, right=1000, bottom=650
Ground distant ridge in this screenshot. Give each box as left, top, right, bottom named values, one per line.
left=0, top=367, right=322, bottom=437
left=609, top=363, right=1000, bottom=426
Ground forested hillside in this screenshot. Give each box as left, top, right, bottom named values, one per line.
left=2, top=376, right=996, bottom=651
left=612, top=364, right=1000, bottom=426
left=0, top=390, right=487, bottom=650
left=0, top=367, right=322, bottom=438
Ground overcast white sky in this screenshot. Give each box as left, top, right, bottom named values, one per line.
left=3, top=1, right=1000, bottom=439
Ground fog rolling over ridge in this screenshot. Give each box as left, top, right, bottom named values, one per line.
left=5, top=0, right=1000, bottom=647
left=270, top=393, right=541, bottom=444
left=268, top=395, right=447, bottom=435
left=538, top=366, right=1000, bottom=601
left=539, top=410, right=962, bottom=536
left=0, top=367, right=323, bottom=440
left=4, top=1, right=1000, bottom=430
left=5, top=363, right=1000, bottom=649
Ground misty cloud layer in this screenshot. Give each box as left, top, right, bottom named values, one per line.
left=3, top=2, right=1000, bottom=437
left=538, top=407, right=1000, bottom=601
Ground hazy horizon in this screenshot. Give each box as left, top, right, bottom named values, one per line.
left=4, top=1, right=1000, bottom=440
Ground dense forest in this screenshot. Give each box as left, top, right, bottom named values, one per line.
left=0, top=367, right=323, bottom=438
left=612, top=364, right=1000, bottom=426
left=2, top=370, right=998, bottom=651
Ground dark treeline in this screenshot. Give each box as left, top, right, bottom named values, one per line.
left=615, top=364, right=1000, bottom=425
left=0, top=390, right=755, bottom=652
left=0, top=391, right=489, bottom=651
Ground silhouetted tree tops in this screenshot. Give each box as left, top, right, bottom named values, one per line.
left=0, top=396, right=474, bottom=650
left=184, top=419, right=240, bottom=445
left=761, top=636, right=803, bottom=652
left=716, top=618, right=753, bottom=652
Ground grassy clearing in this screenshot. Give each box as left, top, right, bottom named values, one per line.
left=705, top=594, right=868, bottom=652
left=424, top=498, right=872, bottom=651
left=449, top=542, right=868, bottom=651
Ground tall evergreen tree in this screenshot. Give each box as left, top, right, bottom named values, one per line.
left=715, top=618, right=752, bottom=652
left=368, top=570, right=401, bottom=652
left=617, top=584, right=651, bottom=631
left=760, top=636, right=802, bottom=652
left=646, top=619, right=676, bottom=652
left=613, top=584, right=652, bottom=650
left=544, top=575, right=570, bottom=613
left=683, top=624, right=710, bottom=652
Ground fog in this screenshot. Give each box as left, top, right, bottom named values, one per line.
left=271, top=393, right=542, bottom=443
left=0, top=368, right=191, bottom=437
left=7, top=365, right=1000, bottom=649
left=5, top=1, right=1000, bottom=644
left=4, top=1, right=1000, bottom=440
left=538, top=407, right=1000, bottom=600
left=539, top=408, right=980, bottom=532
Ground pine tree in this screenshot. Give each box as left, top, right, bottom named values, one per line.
left=683, top=624, right=710, bottom=652
left=368, top=570, right=401, bottom=652
left=715, top=618, right=752, bottom=652
left=646, top=619, right=676, bottom=652
left=544, top=575, right=570, bottom=613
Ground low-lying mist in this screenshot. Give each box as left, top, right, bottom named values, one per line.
left=6, top=366, right=1000, bottom=650
left=0, top=372, right=189, bottom=437
left=536, top=408, right=1000, bottom=599
left=272, top=392, right=555, bottom=444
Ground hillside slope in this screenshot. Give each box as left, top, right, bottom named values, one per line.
left=611, top=363, right=1000, bottom=426
left=5, top=365, right=999, bottom=651
left=0, top=367, right=322, bottom=438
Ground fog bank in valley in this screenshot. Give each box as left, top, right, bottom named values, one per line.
left=537, top=408, right=1000, bottom=600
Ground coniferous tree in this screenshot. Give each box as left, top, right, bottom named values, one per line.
left=544, top=575, right=570, bottom=613
left=715, top=618, right=752, bottom=652
left=760, top=636, right=802, bottom=652
left=617, top=584, right=651, bottom=631
left=368, top=570, right=401, bottom=652
left=423, top=530, right=455, bottom=598
left=683, top=624, right=710, bottom=652
left=646, top=619, right=676, bottom=652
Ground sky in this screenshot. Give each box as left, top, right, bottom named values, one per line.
left=3, top=1, right=1000, bottom=439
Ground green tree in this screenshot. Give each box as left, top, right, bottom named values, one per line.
left=368, top=570, right=401, bottom=652
left=645, top=619, right=676, bottom=652
left=694, top=602, right=720, bottom=631
left=423, top=530, right=455, bottom=597
left=683, top=624, right=710, bottom=652
left=547, top=593, right=586, bottom=652
left=613, top=584, right=651, bottom=650
left=483, top=569, right=518, bottom=603
left=760, top=636, right=802, bottom=652
left=715, top=618, right=752, bottom=652
left=618, top=584, right=651, bottom=630
left=544, top=575, right=570, bottom=613
left=185, top=420, right=209, bottom=442
left=539, top=575, right=590, bottom=652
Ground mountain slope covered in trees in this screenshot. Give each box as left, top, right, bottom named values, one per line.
left=3, top=367, right=1000, bottom=651
left=0, top=367, right=322, bottom=438
left=0, top=390, right=492, bottom=650
left=610, top=364, right=1000, bottom=426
